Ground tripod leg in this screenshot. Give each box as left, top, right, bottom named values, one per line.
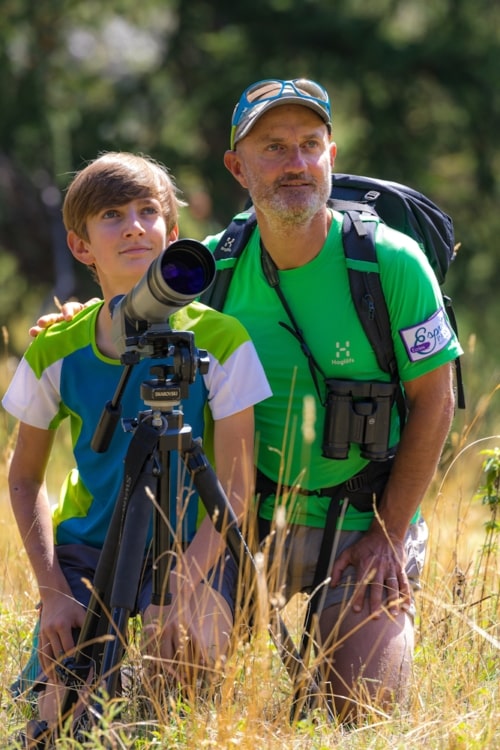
left=182, top=438, right=334, bottom=722
left=57, top=422, right=159, bottom=727
left=97, top=458, right=156, bottom=700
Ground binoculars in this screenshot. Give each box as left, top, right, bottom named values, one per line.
left=322, top=378, right=397, bottom=461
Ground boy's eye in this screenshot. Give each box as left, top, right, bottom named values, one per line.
left=102, top=208, right=120, bottom=219
left=99, top=202, right=161, bottom=220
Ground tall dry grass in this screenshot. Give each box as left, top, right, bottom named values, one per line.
left=1, top=327, right=499, bottom=749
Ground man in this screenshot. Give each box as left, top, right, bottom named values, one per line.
left=202, top=78, right=462, bottom=719
left=3, top=152, right=271, bottom=729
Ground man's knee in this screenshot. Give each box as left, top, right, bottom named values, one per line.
left=318, top=602, right=414, bottom=719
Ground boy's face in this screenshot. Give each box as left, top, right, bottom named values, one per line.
left=68, top=198, right=178, bottom=299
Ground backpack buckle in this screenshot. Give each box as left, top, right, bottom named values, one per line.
left=345, top=474, right=365, bottom=492
left=364, top=190, right=380, bottom=203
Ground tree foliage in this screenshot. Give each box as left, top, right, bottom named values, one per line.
left=1, top=0, right=499, bottom=363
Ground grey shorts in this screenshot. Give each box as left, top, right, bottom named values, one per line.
left=55, top=544, right=154, bottom=614
left=219, top=516, right=428, bottom=618
left=264, top=516, right=427, bottom=612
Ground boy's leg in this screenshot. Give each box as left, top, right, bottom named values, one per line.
left=141, top=553, right=236, bottom=696
left=34, top=545, right=101, bottom=723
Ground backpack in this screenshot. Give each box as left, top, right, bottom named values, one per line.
left=201, top=172, right=465, bottom=409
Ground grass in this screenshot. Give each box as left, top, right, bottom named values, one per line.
left=1, top=326, right=499, bottom=749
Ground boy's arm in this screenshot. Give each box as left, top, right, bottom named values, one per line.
left=144, top=407, right=255, bottom=657
left=171, top=406, right=255, bottom=595
left=8, top=422, right=86, bottom=673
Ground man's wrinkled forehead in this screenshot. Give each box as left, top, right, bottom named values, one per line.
left=239, top=103, right=330, bottom=143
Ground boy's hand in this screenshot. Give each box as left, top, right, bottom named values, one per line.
left=38, top=591, right=86, bottom=677
left=29, top=298, right=100, bottom=337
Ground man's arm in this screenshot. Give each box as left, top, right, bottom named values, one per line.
left=8, top=423, right=86, bottom=673
left=29, top=299, right=97, bottom=337
left=330, top=362, right=455, bottom=614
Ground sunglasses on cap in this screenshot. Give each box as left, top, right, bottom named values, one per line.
left=230, top=78, right=332, bottom=149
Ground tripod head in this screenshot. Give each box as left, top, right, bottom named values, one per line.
left=126, top=329, right=210, bottom=406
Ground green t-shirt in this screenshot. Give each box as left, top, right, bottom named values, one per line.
left=204, top=211, right=463, bottom=530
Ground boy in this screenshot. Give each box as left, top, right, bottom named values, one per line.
left=3, top=152, right=271, bottom=725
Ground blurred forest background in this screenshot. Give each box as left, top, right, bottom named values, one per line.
left=0, top=0, right=499, bottom=419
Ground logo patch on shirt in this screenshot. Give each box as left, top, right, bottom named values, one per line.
left=331, top=341, right=354, bottom=366
left=399, top=307, right=453, bottom=363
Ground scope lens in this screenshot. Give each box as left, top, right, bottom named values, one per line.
left=160, top=243, right=211, bottom=295
left=161, top=261, right=205, bottom=294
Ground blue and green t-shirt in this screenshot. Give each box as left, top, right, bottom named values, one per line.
left=2, top=300, right=271, bottom=548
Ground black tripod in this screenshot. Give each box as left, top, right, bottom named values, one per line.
left=27, top=326, right=331, bottom=747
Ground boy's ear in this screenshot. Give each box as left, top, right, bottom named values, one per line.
left=167, top=225, right=179, bottom=244
left=67, top=230, right=95, bottom=266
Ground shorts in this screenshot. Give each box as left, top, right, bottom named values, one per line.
left=54, top=543, right=154, bottom=615
left=219, top=516, right=428, bottom=619
left=54, top=542, right=236, bottom=613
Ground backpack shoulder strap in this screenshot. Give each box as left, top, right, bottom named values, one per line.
left=342, top=211, right=398, bottom=380
left=342, top=211, right=408, bottom=423
left=200, top=211, right=257, bottom=311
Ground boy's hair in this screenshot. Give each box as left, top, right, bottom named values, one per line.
left=62, top=152, right=186, bottom=240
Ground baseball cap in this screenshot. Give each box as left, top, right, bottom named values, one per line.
left=230, top=78, right=332, bottom=150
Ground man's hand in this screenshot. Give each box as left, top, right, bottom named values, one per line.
left=330, top=524, right=411, bottom=617
left=29, top=298, right=99, bottom=337
left=331, top=365, right=455, bottom=618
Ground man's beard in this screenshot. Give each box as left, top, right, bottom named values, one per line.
left=249, top=172, right=331, bottom=227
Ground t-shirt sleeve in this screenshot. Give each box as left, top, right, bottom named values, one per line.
left=170, top=301, right=272, bottom=422
left=204, top=339, right=272, bottom=421
left=376, top=223, right=463, bottom=382
left=2, top=354, right=63, bottom=429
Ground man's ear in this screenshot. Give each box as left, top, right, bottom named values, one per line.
left=329, top=140, right=337, bottom=168
left=223, top=150, right=249, bottom=190
left=67, top=230, right=95, bottom=266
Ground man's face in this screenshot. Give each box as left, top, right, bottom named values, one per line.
left=226, top=104, right=336, bottom=226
